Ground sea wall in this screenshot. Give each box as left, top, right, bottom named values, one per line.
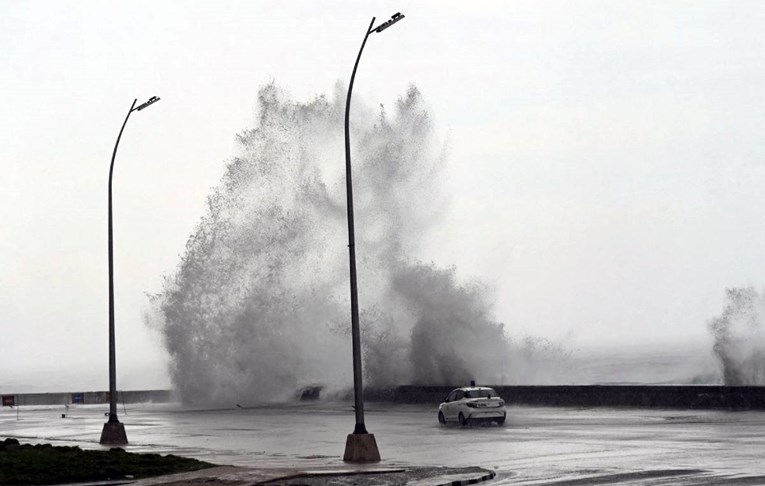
left=366, top=385, right=765, bottom=409
left=1, top=390, right=173, bottom=407
left=7, top=386, right=765, bottom=409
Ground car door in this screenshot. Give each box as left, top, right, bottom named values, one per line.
left=444, top=390, right=458, bottom=421
left=452, top=389, right=466, bottom=419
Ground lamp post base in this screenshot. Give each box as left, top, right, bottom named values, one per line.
left=99, top=421, right=128, bottom=446
left=343, top=433, right=381, bottom=462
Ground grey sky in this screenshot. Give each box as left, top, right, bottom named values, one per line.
left=2, top=0, right=764, bottom=391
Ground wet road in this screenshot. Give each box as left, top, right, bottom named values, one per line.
left=2, top=401, right=764, bottom=484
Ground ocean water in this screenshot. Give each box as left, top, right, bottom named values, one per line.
left=556, top=341, right=721, bottom=385
left=0, top=362, right=171, bottom=395
left=1, top=341, right=721, bottom=395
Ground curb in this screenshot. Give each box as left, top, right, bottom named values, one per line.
left=256, top=467, right=496, bottom=486
left=296, top=468, right=408, bottom=476
left=446, top=469, right=496, bottom=485
left=259, top=467, right=407, bottom=483
left=110, top=465, right=496, bottom=486
left=410, top=469, right=496, bottom=486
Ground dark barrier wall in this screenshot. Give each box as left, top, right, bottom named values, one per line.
left=5, top=390, right=173, bottom=406
left=366, top=385, right=765, bottom=410
left=8, top=386, right=765, bottom=409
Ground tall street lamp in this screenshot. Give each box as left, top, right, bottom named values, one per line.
left=100, top=96, right=160, bottom=445
left=342, top=13, right=405, bottom=463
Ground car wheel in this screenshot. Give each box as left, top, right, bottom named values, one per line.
left=438, top=411, right=446, bottom=424
left=496, top=415, right=506, bottom=425
left=458, top=412, right=468, bottom=426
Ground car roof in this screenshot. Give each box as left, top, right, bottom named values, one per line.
left=452, top=386, right=495, bottom=391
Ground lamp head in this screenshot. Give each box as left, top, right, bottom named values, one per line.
left=135, top=96, right=160, bottom=111
left=374, top=12, right=405, bottom=33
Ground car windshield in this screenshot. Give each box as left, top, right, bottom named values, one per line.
left=464, top=388, right=498, bottom=399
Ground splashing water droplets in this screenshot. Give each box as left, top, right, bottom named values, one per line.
left=152, top=82, right=563, bottom=405
left=709, top=287, right=765, bottom=385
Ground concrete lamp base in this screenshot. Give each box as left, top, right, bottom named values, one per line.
left=343, top=433, right=381, bottom=462
left=99, top=421, right=128, bottom=446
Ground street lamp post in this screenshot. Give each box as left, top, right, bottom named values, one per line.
left=100, top=96, right=160, bottom=446
left=342, top=13, right=404, bottom=463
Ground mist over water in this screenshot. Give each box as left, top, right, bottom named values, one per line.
left=152, top=82, right=566, bottom=405
left=710, top=287, right=765, bottom=385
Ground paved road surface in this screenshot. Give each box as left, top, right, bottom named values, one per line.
left=2, top=401, right=764, bottom=484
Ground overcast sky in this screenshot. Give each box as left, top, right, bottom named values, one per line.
left=2, top=0, right=764, bottom=392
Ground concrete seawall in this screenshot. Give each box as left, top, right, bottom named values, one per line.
left=6, top=386, right=765, bottom=410
left=364, top=385, right=765, bottom=410
left=1, top=390, right=173, bottom=407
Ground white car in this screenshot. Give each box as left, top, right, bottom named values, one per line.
left=438, top=386, right=506, bottom=426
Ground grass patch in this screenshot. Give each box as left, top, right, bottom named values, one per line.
left=0, top=438, right=216, bottom=484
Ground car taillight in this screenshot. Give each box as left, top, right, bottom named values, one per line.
left=466, top=402, right=478, bottom=408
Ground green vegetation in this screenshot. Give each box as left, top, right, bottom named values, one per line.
left=0, top=438, right=215, bottom=485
